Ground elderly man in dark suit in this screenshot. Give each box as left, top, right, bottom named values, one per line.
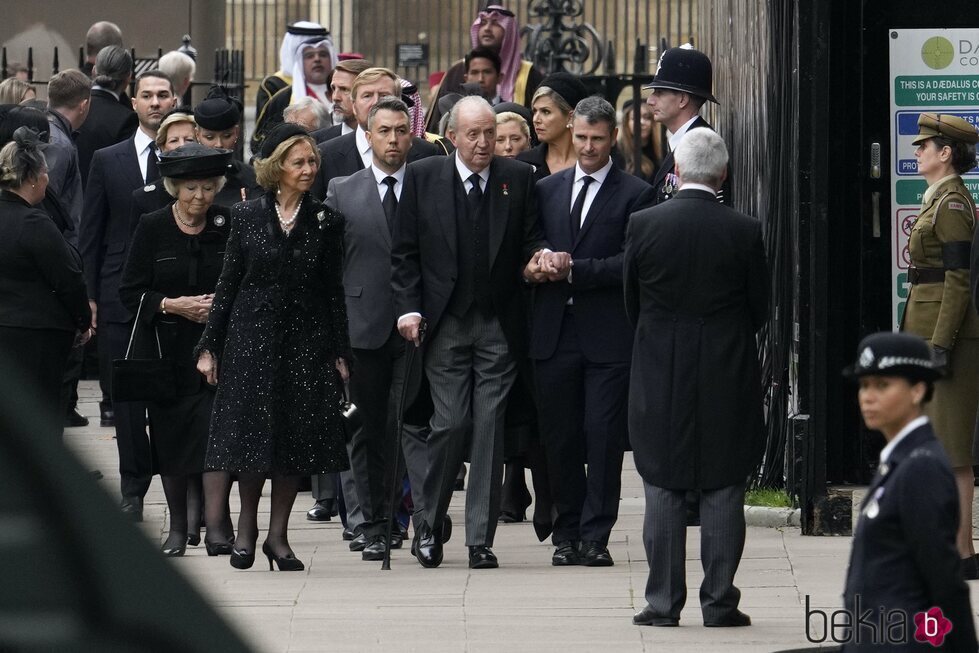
left=80, top=70, right=177, bottom=521
left=624, top=127, right=769, bottom=628
left=392, top=96, right=549, bottom=569
left=312, top=67, right=439, bottom=199
left=529, top=96, right=654, bottom=568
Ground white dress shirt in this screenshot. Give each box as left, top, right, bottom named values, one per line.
left=667, top=114, right=701, bottom=152
left=133, top=127, right=156, bottom=184
left=569, top=159, right=613, bottom=226
left=355, top=126, right=373, bottom=170
left=678, top=182, right=718, bottom=195
left=878, top=415, right=929, bottom=465
left=371, top=163, right=406, bottom=202
left=341, top=122, right=354, bottom=136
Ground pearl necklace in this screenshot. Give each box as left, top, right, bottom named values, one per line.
left=275, top=196, right=303, bottom=231
left=173, top=204, right=204, bottom=229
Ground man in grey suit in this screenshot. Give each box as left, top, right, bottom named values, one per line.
left=624, top=128, right=769, bottom=628
left=324, top=96, right=430, bottom=560
left=392, top=96, right=551, bottom=569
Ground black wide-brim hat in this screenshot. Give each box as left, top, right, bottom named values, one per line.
left=643, top=46, right=718, bottom=104
left=842, top=332, right=941, bottom=381
left=157, top=143, right=232, bottom=179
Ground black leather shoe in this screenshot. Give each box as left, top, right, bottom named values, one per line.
left=230, top=547, right=255, bottom=569
left=342, top=527, right=355, bottom=541
left=161, top=533, right=186, bottom=557
left=64, top=408, right=89, bottom=428
left=390, top=527, right=406, bottom=550
left=468, top=545, right=498, bottom=569
left=704, top=610, right=752, bottom=627
left=204, top=538, right=234, bottom=556
left=441, top=514, right=452, bottom=544
left=362, top=535, right=387, bottom=561
left=349, top=532, right=367, bottom=552
left=262, top=542, right=304, bottom=571
left=551, top=540, right=581, bottom=566
left=306, top=500, right=337, bottom=522
left=100, top=407, right=115, bottom=427
left=415, top=524, right=443, bottom=568
left=120, top=497, right=143, bottom=522
left=633, top=605, right=679, bottom=627
left=580, top=541, right=614, bottom=567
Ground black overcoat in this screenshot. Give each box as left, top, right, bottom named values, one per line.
left=195, top=192, right=352, bottom=475
left=623, top=188, right=768, bottom=489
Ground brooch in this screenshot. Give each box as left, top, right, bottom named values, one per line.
left=317, top=210, right=327, bottom=230
left=213, top=215, right=226, bottom=227
left=502, top=183, right=509, bottom=196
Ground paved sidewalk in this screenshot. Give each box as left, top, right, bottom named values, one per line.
left=64, top=381, right=979, bottom=652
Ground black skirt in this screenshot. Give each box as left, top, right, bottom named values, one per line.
left=148, top=386, right=214, bottom=475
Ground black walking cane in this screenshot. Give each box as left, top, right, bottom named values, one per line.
left=382, top=319, right=426, bottom=570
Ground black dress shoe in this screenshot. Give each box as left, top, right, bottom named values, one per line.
left=120, top=497, right=143, bottom=522
left=415, top=524, right=443, bottom=568
left=362, top=535, right=387, bottom=561
left=551, top=540, right=581, bottom=566
left=204, top=539, right=234, bottom=556
left=100, top=407, right=115, bottom=427
left=441, top=514, right=452, bottom=544
left=230, top=546, right=256, bottom=570
left=306, top=500, right=337, bottom=522
left=64, top=408, right=89, bottom=428
left=161, top=542, right=186, bottom=557
left=468, top=545, right=498, bottom=569
left=633, top=605, right=679, bottom=627
left=579, top=541, right=614, bottom=567
left=704, top=610, right=752, bottom=627
left=349, top=532, right=368, bottom=552
left=262, top=542, right=305, bottom=571
left=390, top=527, right=405, bottom=550
left=342, top=527, right=355, bottom=541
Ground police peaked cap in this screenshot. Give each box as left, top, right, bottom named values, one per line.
left=643, top=46, right=718, bottom=104
left=843, top=332, right=941, bottom=382
left=157, top=143, right=232, bottom=179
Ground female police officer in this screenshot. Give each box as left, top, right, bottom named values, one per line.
left=902, top=112, right=979, bottom=574
left=842, top=332, right=976, bottom=650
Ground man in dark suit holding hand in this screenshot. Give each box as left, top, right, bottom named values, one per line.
left=624, top=128, right=768, bottom=628
left=529, top=96, right=654, bottom=568
left=392, top=96, right=550, bottom=569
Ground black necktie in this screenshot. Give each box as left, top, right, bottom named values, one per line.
left=145, top=141, right=159, bottom=184
left=570, top=175, right=595, bottom=240
left=467, top=173, right=483, bottom=214
left=381, top=176, right=398, bottom=233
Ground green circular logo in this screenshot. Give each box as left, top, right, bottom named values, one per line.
left=921, top=37, right=954, bottom=69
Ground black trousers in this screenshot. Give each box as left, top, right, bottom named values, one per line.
left=60, top=341, right=84, bottom=413
left=105, top=320, right=152, bottom=499
left=0, top=326, right=73, bottom=441
left=349, top=330, right=413, bottom=538
left=534, top=312, right=629, bottom=545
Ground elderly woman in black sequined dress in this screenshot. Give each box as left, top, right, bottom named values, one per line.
left=195, top=123, right=351, bottom=572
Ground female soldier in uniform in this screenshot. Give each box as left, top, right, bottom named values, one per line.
left=902, top=112, right=979, bottom=576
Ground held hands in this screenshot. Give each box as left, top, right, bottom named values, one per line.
left=165, top=294, right=214, bottom=323
left=197, top=351, right=218, bottom=385
left=75, top=327, right=94, bottom=347
left=523, top=250, right=572, bottom=283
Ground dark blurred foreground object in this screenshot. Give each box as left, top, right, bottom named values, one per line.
left=0, top=367, right=255, bottom=652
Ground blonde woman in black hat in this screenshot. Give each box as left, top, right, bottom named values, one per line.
left=195, top=123, right=350, bottom=571
left=842, top=332, right=976, bottom=650
left=517, top=72, right=588, bottom=183
left=130, top=107, right=199, bottom=226
left=119, top=143, right=234, bottom=557
left=902, top=112, right=979, bottom=576
left=194, top=85, right=262, bottom=207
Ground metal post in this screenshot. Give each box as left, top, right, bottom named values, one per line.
left=1, top=48, right=7, bottom=80
left=27, top=47, right=34, bottom=82
left=53, top=47, right=60, bottom=76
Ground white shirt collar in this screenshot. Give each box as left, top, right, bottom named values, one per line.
left=679, top=182, right=717, bottom=195
left=668, top=114, right=701, bottom=151
left=454, top=153, right=490, bottom=186
left=879, top=415, right=930, bottom=464
left=92, top=84, right=120, bottom=100
left=574, top=158, right=613, bottom=185
left=134, top=127, right=155, bottom=155
left=341, top=122, right=355, bottom=135
left=355, top=126, right=370, bottom=155
left=371, top=162, right=407, bottom=186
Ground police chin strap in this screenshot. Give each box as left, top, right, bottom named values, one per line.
left=381, top=318, right=427, bottom=570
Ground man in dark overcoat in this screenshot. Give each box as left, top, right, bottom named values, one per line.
left=624, top=127, right=769, bottom=627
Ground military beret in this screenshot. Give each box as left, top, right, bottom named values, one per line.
left=157, top=143, right=232, bottom=180
left=912, top=112, right=979, bottom=146
left=843, top=332, right=940, bottom=381
left=258, top=122, right=310, bottom=159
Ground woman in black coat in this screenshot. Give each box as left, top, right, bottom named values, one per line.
left=196, top=123, right=351, bottom=571
left=119, top=144, right=234, bottom=557
left=842, top=332, right=976, bottom=651
left=0, top=127, right=91, bottom=440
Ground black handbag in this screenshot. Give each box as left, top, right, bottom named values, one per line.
left=111, top=292, right=176, bottom=403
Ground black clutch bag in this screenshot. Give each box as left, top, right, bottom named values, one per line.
left=111, top=292, right=176, bottom=403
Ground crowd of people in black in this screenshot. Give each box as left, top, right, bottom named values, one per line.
left=2, top=5, right=978, bottom=641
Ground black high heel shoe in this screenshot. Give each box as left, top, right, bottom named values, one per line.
left=262, top=542, right=305, bottom=571
left=205, top=539, right=234, bottom=556
left=161, top=536, right=186, bottom=557
left=230, top=546, right=255, bottom=570
left=186, top=533, right=202, bottom=546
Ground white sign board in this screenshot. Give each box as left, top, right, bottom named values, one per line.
left=888, top=28, right=979, bottom=329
